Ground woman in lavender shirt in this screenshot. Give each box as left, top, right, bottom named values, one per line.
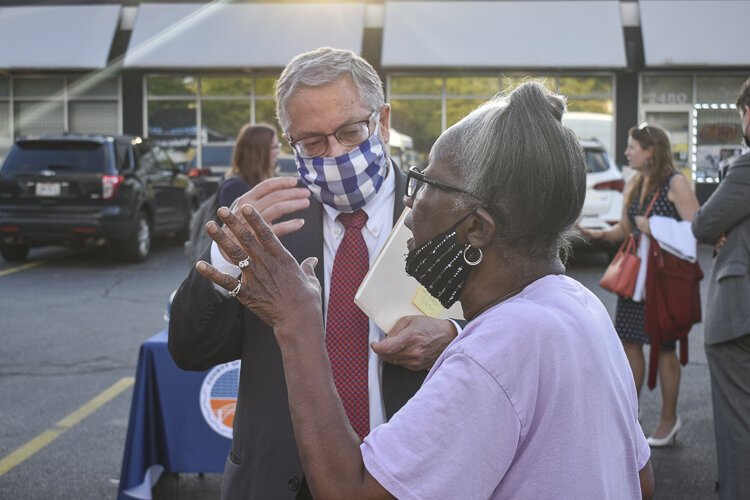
left=200, top=82, right=654, bottom=499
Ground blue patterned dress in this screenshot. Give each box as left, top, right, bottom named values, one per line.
left=614, top=172, right=680, bottom=348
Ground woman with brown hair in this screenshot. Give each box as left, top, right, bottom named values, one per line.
left=582, top=124, right=699, bottom=447
left=217, top=123, right=281, bottom=208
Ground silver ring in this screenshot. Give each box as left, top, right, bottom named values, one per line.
left=228, top=280, right=242, bottom=298
left=238, top=257, right=250, bottom=269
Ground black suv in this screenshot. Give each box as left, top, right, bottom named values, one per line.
left=0, top=135, right=200, bottom=262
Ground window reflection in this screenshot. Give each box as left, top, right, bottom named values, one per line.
left=145, top=74, right=281, bottom=168
left=387, top=74, right=615, bottom=170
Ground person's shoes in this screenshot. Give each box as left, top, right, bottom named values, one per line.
left=646, top=417, right=682, bottom=447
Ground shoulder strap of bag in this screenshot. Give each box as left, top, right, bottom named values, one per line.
left=642, top=187, right=660, bottom=217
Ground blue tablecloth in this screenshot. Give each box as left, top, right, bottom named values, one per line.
left=118, top=330, right=232, bottom=499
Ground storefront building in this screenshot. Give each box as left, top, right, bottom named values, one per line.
left=0, top=0, right=748, bottom=200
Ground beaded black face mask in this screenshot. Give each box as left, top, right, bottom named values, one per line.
left=405, top=211, right=481, bottom=308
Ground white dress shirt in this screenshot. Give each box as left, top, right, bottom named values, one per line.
left=210, top=168, right=397, bottom=431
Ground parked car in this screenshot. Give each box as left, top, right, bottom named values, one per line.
left=188, top=146, right=299, bottom=198
left=0, top=134, right=200, bottom=262
left=276, top=155, right=298, bottom=177
left=577, top=139, right=624, bottom=254
left=186, top=144, right=234, bottom=198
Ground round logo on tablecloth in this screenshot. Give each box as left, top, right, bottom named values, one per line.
left=199, top=360, right=240, bottom=438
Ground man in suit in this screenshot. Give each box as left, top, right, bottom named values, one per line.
left=691, top=77, right=750, bottom=500
left=168, top=47, right=458, bottom=500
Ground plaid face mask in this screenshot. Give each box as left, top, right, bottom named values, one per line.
left=294, top=127, right=387, bottom=213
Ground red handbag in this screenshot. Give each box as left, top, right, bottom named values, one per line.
left=599, top=235, right=640, bottom=298
left=599, top=191, right=659, bottom=298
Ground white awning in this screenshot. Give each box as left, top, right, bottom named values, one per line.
left=0, top=6, right=121, bottom=70
left=382, top=1, right=627, bottom=69
left=124, top=3, right=365, bottom=69
left=641, top=0, right=750, bottom=67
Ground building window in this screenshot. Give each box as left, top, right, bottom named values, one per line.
left=68, top=77, right=120, bottom=135
left=696, top=75, right=746, bottom=103
left=6, top=75, right=121, bottom=149
left=387, top=73, right=614, bottom=167
left=642, top=75, right=693, bottom=105
left=640, top=73, right=745, bottom=185
left=693, top=104, right=741, bottom=183
left=145, top=74, right=281, bottom=169
left=14, top=101, right=64, bottom=136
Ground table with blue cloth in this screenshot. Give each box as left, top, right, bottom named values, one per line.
left=118, top=330, right=233, bottom=500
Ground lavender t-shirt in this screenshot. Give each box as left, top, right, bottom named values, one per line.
left=361, top=275, right=650, bottom=499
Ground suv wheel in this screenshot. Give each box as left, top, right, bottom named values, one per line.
left=1, top=243, right=30, bottom=262
left=120, top=212, right=151, bottom=262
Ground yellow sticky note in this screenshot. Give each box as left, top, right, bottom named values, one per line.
left=411, top=285, right=445, bottom=318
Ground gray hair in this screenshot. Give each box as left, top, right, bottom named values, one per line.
left=438, top=81, right=586, bottom=261
left=275, top=47, right=385, bottom=132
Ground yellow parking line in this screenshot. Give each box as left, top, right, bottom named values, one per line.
left=0, top=260, right=44, bottom=278
left=0, top=377, right=135, bottom=476
left=0, top=430, right=62, bottom=476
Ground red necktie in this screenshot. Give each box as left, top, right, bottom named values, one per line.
left=326, top=209, right=370, bottom=440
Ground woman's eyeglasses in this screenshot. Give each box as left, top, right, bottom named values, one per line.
left=406, top=166, right=503, bottom=220
left=406, top=166, right=487, bottom=202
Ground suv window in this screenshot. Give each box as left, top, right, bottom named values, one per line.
left=115, top=140, right=134, bottom=171
left=1, top=140, right=106, bottom=174
left=585, top=148, right=611, bottom=174
left=136, top=143, right=160, bottom=176
left=152, top=145, right=176, bottom=172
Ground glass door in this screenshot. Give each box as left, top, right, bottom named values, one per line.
left=644, top=111, right=691, bottom=184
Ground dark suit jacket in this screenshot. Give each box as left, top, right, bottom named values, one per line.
left=692, top=152, right=750, bottom=345
left=169, top=167, right=427, bottom=499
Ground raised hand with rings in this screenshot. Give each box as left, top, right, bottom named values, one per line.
left=196, top=205, right=322, bottom=328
